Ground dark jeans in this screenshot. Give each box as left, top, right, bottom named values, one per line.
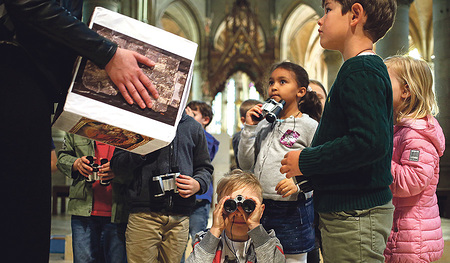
left=261, top=197, right=315, bottom=254
left=72, top=215, right=127, bottom=263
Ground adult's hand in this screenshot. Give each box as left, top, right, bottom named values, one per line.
left=105, top=47, right=159, bottom=109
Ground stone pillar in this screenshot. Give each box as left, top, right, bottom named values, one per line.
left=323, top=50, right=342, bottom=89
left=376, top=0, right=414, bottom=59
left=434, top=0, right=450, bottom=192
left=191, top=66, right=202, bottom=101
left=82, top=0, right=120, bottom=23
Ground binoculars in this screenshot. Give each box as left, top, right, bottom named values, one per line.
left=223, top=195, right=256, bottom=214
left=85, top=156, right=111, bottom=186
left=253, top=98, right=286, bottom=123
left=151, top=172, right=180, bottom=197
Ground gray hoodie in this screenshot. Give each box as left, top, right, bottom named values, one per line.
left=238, top=114, right=318, bottom=201
left=186, top=224, right=285, bottom=263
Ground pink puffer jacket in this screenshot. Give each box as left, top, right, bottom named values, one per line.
left=384, top=115, right=445, bottom=263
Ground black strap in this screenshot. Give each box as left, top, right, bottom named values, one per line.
left=169, top=136, right=179, bottom=173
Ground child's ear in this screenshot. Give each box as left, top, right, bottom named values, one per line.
left=259, top=204, right=265, bottom=217
left=350, top=3, right=366, bottom=26
left=297, top=87, right=307, bottom=98
left=201, top=116, right=210, bottom=126
left=240, top=116, right=246, bottom=124
left=401, top=84, right=411, bottom=99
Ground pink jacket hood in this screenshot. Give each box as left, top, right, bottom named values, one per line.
left=396, top=115, right=445, bottom=157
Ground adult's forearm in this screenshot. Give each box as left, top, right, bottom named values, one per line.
left=6, top=0, right=117, bottom=68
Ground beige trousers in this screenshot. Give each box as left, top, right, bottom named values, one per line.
left=126, top=212, right=190, bottom=263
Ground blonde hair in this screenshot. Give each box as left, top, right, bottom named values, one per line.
left=216, top=169, right=263, bottom=201
left=384, top=55, right=438, bottom=123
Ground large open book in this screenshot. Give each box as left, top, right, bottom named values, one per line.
left=53, top=7, right=197, bottom=154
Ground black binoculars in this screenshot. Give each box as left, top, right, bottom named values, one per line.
left=252, top=98, right=286, bottom=123
left=151, top=172, right=180, bottom=197
left=223, top=195, right=256, bottom=214
left=85, top=156, right=110, bottom=186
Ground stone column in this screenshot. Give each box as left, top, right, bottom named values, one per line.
left=434, top=0, right=450, bottom=190
left=376, top=0, right=414, bottom=59
left=82, top=0, right=120, bottom=23
left=191, top=66, right=202, bottom=101
left=323, top=50, right=342, bottom=89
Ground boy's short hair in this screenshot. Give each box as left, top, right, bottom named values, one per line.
left=216, top=169, right=263, bottom=201
left=239, top=99, right=261, bottom=118
left=323, top=0, right=397, bottom=43
left=186, top=101, right=213, bottom=127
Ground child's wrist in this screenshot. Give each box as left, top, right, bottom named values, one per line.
left=248, top=222, right=260, bottom=230
left=209, top=226, right=222, bottom=238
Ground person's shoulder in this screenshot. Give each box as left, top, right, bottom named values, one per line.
left=65, top=132, right=90, bottom=144
left=339, top=55, right=388, bottom=81
left=205, top=130, right=219, bottom=144
left=204, top=130, right=213, bottom=138
left=232, top=131, right=241, bottom=140
left=299, top=113, right=318, bottom=124
left=179, top=113, right=203, bottom=130
left=297, top=114, right=318, bottom=128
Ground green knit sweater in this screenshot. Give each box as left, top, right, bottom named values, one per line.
left=299, top=55, right=393, bottom=213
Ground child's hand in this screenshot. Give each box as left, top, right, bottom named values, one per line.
left=275, top=178, right=298, bottom=198
left=244, top=104, right=263, bottom=125
left=244, top=198, right=265, bottom=231
left=210, top=196, right=228, bottom=238
left=176, top=174, right=200, bottom=198
left=280, top=150, right=303, bottom=178
left=73, top=156, right=95, bottom=178
left=98, top=161, right=115, bottom=181
left=185, top=106, right=194, bottom=117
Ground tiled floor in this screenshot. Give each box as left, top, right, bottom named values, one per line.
left=49, top=213, right=71, bottom=263
left=49, top=210, right=450, bottom=262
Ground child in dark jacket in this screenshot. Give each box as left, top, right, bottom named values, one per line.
left=111, top=111, right=214, bottom=263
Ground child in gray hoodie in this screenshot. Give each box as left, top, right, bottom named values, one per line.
left=186, top=170, right=285, bottom=263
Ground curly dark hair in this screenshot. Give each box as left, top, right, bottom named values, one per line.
left=269, top=62, right=322, bottom=122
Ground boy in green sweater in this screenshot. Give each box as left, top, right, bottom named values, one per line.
left=280, top=0, right=397, bottom=262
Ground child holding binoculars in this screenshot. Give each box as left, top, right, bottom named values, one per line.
left=238, top=62, right=321, bottom=262
left=110, top=111, right=213, bottom=263
left=56, top=133, right=128, bottom=262
left=186, top=169, right=285, bottom=263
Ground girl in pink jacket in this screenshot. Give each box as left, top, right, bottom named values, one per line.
left=383, top=55, right=445, bottom=263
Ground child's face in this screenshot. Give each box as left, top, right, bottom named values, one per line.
left=223, top=187, right=262, bottom=241
left=310, top=83, right=327, bottom=111
left=268, top=68, right=305, bottom=108
left=317, top=0, right=350, bottom=51
left=188, top=108, right=209, bottom=128
left=388, top=68, right=410, bottom=116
